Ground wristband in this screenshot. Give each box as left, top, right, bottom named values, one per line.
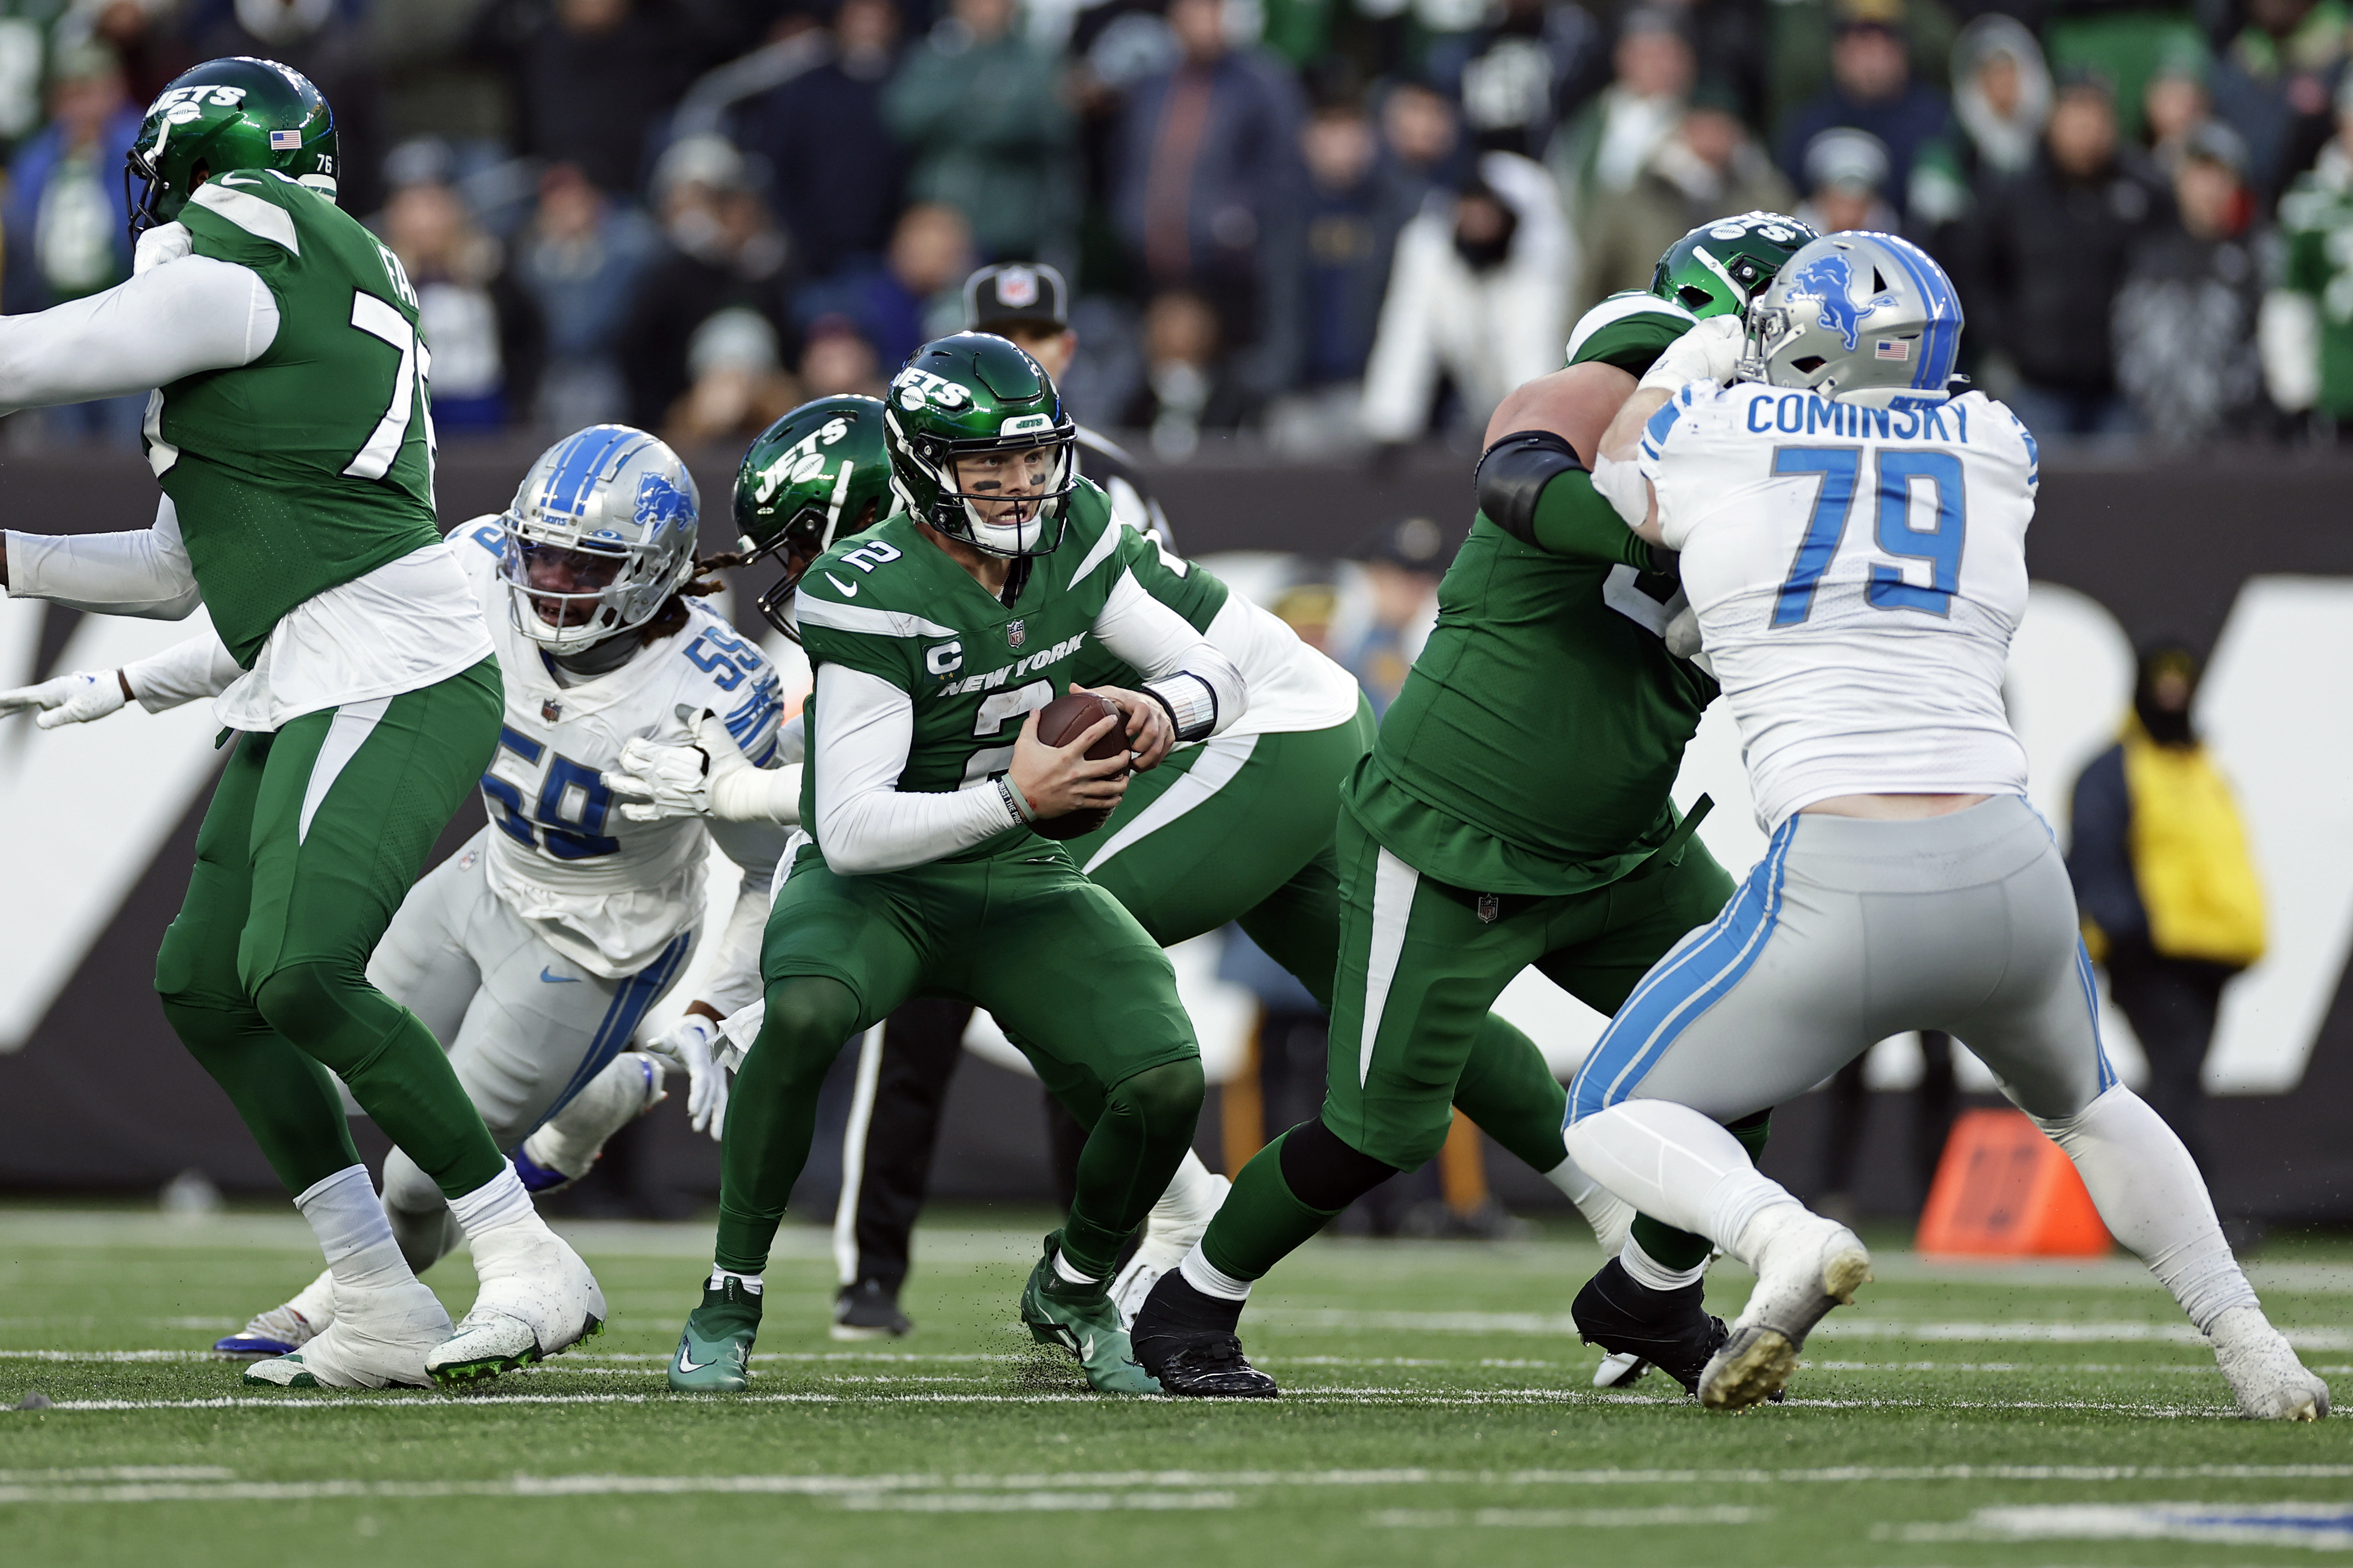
left=1143, top=672, right=1217, bottom=742
left=995, top=774, right=1036, bottom=826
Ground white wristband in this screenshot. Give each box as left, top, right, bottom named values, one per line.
left=1144, top=672, right=1218, bottom=742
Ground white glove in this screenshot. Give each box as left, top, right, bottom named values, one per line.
left=1663, top=603, right=1715, bottom=676
left=1637, top=315, right=1747, bottom=395
left=0, top=670, right=127, bottom=729
left=605, top=732, right=712, bottom=822
left=604, top=710, right=798, bottom=825
left=133, top=221, right=192, bottom=276
left=645, top=1012, right=728, bottom=1140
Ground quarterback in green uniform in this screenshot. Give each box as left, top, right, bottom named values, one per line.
left=652, top=336, right=1246, bottom=1395
left=0, top=58, right=600, bottom=1389
left=1129, top=214, right=1818, bottom=1398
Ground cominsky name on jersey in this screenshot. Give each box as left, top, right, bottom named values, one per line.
left=1724, top=388, right=1980, bottom=443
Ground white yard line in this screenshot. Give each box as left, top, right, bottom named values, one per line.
left=1253, top=1309, right=2353, bottom=1350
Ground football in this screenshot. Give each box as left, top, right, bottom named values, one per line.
left=1028, top=692, right=1129, bottom=840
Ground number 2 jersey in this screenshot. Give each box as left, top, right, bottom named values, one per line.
left=456, top=521, right=787, bottom=978
left=1638, top=382, right=2038, bottom=830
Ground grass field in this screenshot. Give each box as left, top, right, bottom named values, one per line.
left=2, top=1205, right=2349, bottom=1566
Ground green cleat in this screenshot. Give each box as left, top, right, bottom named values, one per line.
left=1020, top=1233, right=1161, bottom=1395
left=667, top=1276, right=761, bottom=1393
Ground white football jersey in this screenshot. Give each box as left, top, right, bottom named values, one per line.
left=457, top=522, right=785, bottom=978
left=1639, top=383, right=2037, bottom=831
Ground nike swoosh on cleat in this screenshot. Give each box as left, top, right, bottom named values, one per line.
left=677, top=1347, right=713, bottom=1375
left=540, top=968, right=579, bottom=984
left=1081, top=1333, right=1096, bottom=1361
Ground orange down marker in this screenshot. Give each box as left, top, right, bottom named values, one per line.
left=1915, top=1108, right=2112, bottom=1258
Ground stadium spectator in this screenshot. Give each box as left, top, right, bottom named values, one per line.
left=2114, top=122, right=2271, bottom=444
left=2213, top=0, right=2349, bottom=196
left=1332, top=515, right=1445, bottom=715
left=1265, top=92, right=1424, bottom=452
left=3, top=40, right=141, bottom=442
left=1910, top=16, right=2051, bottom=256
left=730, top=0, right=905, bottom=282
left=1546, top=5, right=1694, bottom=224
left=493, top=0, right=703, bottom=195
left=1776, top=0, right=1949, bottom=194
left=2263, top=73, right=2353, bottom=429
left=1361, top=153, right=1569, bottom=443
left=513, top=160, right=661, bottom=430
left=799, top=315, right=887, bottom=399
left=618, top=133, right=793, bottom=435
left=1110, top=0, right=1306, bottom=401
left=1793, top=125, right=1898, bottom=234
left=2141, top=41, right=2214, bottom=173
left=794, top=199, right=973, bottom=369
left=1440, top=0, right=1606, bottom=161
left=1576, top=86, right=1794, bottom=309
left=1123, top=287, right=1250, bottom=456
left=1762, top=0, right=1954, bottom=140
left=2068, top=643, right=2267, bottom=1177
left=190, top=0, right=390, bottom=217
left=662, top=304, right=798, bottom=447
left=378, top=142, right=545, bottom=432
left=1379, top=78, right=1470, bottom=191
left=1963, top=70, right=2169, bottom=438
left=883, top=0, right=1076, bottom=265
left=370, top=0, right=518, bottom=155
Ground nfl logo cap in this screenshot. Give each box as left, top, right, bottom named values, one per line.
left=964, top=262, right=1069, bottom=333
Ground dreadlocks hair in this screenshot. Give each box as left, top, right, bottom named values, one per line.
left=638, top=552, right=750, bottom=644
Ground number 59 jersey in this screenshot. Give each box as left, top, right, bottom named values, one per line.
left=458, top=522, right=784, bottom=978
left=1640, top=383, right=2038, bottom=831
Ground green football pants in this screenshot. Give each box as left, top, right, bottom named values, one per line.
left=719, top=843, right=1204, bottom=1279
left=155, top=660, right=509, bottom=1201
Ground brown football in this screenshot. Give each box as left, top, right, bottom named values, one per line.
left=1027, top=692, right=1128, bottom=840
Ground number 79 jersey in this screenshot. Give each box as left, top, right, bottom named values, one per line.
left=1640, top=382, right=2038, bottom=831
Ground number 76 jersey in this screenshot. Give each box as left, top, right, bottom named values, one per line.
left=1640, top=382, right=2038, bottom=832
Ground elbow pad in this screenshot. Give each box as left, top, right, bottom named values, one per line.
left=1474, top=430, right=1586, bottom=547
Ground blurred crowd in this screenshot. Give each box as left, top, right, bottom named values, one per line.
left=9, top=0, right=2353, bottom=453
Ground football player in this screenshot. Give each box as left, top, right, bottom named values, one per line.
left=0, top=58, right=597, bottom=1388
left=1567, top=231, right=2329, bottom=1420
left=13, top=427, right=797, bottom=1371
left=1123, top=214, right=1821, bottom=1398
left=636, top=334, right=1245, bottom=1396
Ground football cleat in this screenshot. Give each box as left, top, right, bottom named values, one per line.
left=1592, top=1349, right=1651, bottom=1389
left=215, top=1266, right=335, bottom=1358
left=423, top=1220, right=604, bottom=1388
left=1019, top=1234, right=1160, bottom=1395
left=242, top=1277, right=450, bottom=1390
left=1698, top=1212, right=1870, bottom=1411
left=1128, top=1270, right=1278, bottom=1398
left=831, top=1279, right=912, bottom=1341
left=670, top=1276, right=762, bottom=1392
left=516, top=1052, right=666, bottom=1195
left=2210, top=1305, right=2332, bottom=1420
left=1572, top=1257, right=1728, bottom=1395
left=1111, top=1171, right=1232, bottom=1329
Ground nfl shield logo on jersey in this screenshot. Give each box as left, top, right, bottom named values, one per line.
left=1006, top=620, right=1027, bottom=649
left=542, top=698, right=563, bottom=723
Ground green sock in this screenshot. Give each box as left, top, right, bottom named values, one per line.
left=1450, top=1011, right=1570, bottom=1171
left=1630, top=1110, right=1776, bottom=1271
left=713, top=977, right=860, bottom=1276
left=164, top=998, right=364, bottom=1194
left=1059, top=1059, right=1204, bottom=1279
left=1197, top=1129, right=1344, bottom=1282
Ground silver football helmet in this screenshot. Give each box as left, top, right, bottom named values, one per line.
left=1741, top=231, right=1964, bottom=406
left=499, top=425, right=701, bottom=652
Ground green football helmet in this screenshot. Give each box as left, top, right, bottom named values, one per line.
left=732, top=395, right=894, bottom=640
left=883, top=332, right=1077, bottom=560
left=1650, top=212, right=1819, bottom=319
left=125, top=56, right=338, bottom=243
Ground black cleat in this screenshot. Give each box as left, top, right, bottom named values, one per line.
left=1572, top=1257, right=1728, bottom=1395
left=832, top=1279, right=912, bottom=1341
left=1130, top=1272, right=1279, bottom=1398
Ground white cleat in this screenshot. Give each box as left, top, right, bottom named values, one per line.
left=516, top=1052, right=667, bottom=1195
left=214, top=1266, right=338, bottom=1358
left=1111, top=1173, right=1232, bottom=1329
left=1698, top=1213, right=1871, bottom=1412
left=2210, top=1305, right=2332, bottom=1420
left=242, top=1277, right=450, bottom=1390
left=1593, top=1349, right=1651, bottom=1389
left=425, top=1221, right=605, bottom=1387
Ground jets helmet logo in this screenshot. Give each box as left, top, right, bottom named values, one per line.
left=894, top=368, right=971, bottom=413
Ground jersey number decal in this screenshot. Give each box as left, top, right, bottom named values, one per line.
left=960, top=678, right=1053, bottom=786
left=482, top=727, right=620, bottom=860
left=683, top=624, right=765, bottom=693
left=1770, top=446, right=1965, bottom=626
left=344, top=285, right=436, bottom=488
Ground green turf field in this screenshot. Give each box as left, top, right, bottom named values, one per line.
left=1, top=1206, right=2347, bottom=1566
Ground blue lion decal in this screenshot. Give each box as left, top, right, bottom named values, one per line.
left=1786, top=253, right=1900, bottom=352
left=635, top=470, right=696, bottom=535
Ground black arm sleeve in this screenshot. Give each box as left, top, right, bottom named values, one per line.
left=1473, top=430, right=1655, bottom=570
left=1474, top=429, right=1584, bottom=546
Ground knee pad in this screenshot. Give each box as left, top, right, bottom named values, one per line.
left=757, top=977, right=863, bottom=1080
left=253, top=961, right=371, bottom=1045
left=1280, top=1116, right=1404, bottom=1212
left=1107, top=1058, right=1205, bottom=1134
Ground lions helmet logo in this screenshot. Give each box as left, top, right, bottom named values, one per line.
left=1785, top=253, right=1901, bottom=353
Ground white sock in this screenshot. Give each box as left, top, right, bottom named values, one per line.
left=1176, top=1245, right=1252, bottom=1303
left=1544, top=1150, right=1635, bottom=1253
left=1147, top=1150, right=1225, bottom=1232
left=1565, top=1100, right=1799, bottom=1266
left=1052, top=1249, right=1100, bottom=1286
left=2034, top=1084, right=2258, bottom=1333
left=294, top=1165, right=415, bottom=1297
left=444, top=1162, right=536, bottom=1240
left=707, top=1267, right=763, bottom=1297
left=1620, top=1231, right=1707, bottom=1292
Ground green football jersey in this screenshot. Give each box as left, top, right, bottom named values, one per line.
left=150, top=168, right=440, bottom=663
left=792, top=479, right=1166, bottom=864
left=1068, top=518, right=1228, bottom=693
left=1564, top=290, right=1697, bottom=377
